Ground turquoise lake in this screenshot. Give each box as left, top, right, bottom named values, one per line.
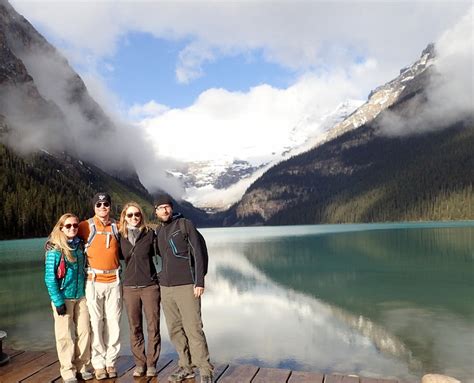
left=0, top=222, right=473, bottom=381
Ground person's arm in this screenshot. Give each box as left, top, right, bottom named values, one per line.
left=44, top=249, right=65, bottom=308
left=154, top=227, right=161, bottom=257
left=77, top=220, right=90, bottom=242
left=118, top=237, right=125, bottom=261
left=185, top=219, right=205, bottom=293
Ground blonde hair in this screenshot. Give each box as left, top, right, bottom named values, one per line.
left=47, top=213, right=79, bottom=263
left=119, top=201, right=148, bottom=238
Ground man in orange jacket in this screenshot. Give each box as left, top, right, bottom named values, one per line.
left=78, top=193, right=121, bottom=381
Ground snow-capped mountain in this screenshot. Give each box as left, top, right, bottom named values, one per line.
left=170, top=99, right=363, bottom=210
left=322, top=44, right=436, bottom=144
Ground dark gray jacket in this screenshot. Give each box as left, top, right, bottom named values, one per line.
left=156, top=216, right=205, bottom=288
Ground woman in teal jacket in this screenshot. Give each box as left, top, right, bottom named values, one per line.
left=45, top=213, right=93, bottom=383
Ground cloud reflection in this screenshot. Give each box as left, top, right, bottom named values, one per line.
left=201, top=246, right=419, bottom=380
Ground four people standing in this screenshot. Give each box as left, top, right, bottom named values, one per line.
left=45, top=193, right=212, bottom=383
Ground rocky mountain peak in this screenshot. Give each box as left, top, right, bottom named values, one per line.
left=421, top=42, right=436, bottom=58
left=322, top=43, right=436, bottom=144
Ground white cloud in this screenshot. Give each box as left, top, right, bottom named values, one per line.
left=136, top=69, right=363, bottom=164
left=11, top=0, right=471, bottom=86
left=128, top=100, right=170, bottom=120
left=176, top=42, right=216, bottom=84
left=380, top=6, right=474, bottom=136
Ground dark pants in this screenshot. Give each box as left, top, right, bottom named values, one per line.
left=123, top=284, right=161, bottom=368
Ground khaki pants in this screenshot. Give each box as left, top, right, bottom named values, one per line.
left=51, top=297, right=92, bottom=380
left=161, top=284, right=213, bottom=376
left=123, top=284, right=161, bottom=368
left=85, top=281, right=122, bottom=369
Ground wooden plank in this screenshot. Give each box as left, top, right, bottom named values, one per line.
left=118, top=356, right=173, bottom=382
left=156, top=360, right=213, bottom=382
left=113, top=355, right=135, bottom=377
left=217, top=364, right=259, bottom=383
left=360, top=378, right=398, bottom=383
left=51, top=355, right=135, bottom=382
left=2, top=349, right=24, bottom=359
left=287, top=370, right=324, bottom=383
left=193, top=363, right=228, bottom=382
left=22, top=361, right=60, bottom=383
left=156, top=361, right=179, bottom=381
left=252, top=367, right=291, bottom=383
left=0, top=351, right=45, bottom=378
left=1, top=352, right=57, bottom=382
left=211, top=363, right=229, bottom=381
left=325, top=374, right=360, bottom=383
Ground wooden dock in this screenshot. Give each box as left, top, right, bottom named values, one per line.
left=0, top=349, right=403, bottom=383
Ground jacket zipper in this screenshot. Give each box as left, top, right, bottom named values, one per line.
left=134, top=247, right=138, bottom=288
left=75, top=248, right=79, bottom=298
left=163, top=226, right=168, bottom=285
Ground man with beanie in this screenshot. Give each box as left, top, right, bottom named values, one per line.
left=154, top=194, right=214, bottom=383
left=77, top=193, right=121, bottom=380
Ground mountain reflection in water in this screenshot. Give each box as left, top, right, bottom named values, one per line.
left=203, top=248, right=418, bottom=380
left=201, top=224, right=473, bottom=382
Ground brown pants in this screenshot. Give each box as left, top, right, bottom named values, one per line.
left=51, top=297, right=92, bottom=380
left=123, top=284, right=161, bottom=368
left=161, top=284, right=213, bottom=376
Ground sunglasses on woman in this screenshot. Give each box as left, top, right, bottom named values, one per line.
left=63, top=223, right=79, bottom=229
left=95, top=202, right=110, bottom=208
left=126, top=212, right=141, bottom=218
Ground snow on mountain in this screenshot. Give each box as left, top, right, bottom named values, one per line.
left=322, top=44, right=436, bottom=144
left=171, top=99, right=363, bottom=210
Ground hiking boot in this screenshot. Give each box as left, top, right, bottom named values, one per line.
left=146, top=366, right=157, bottom=377
left=133, top=366, right=146, bottom=377
left=80, top=371, right=94, bottom=381
left=95, top=368, right=108, bottom=380
left=201, top=375, right=213, bottom=383
left=168, top=367, right=195, bottom=382
left=106, top=366, right=117, bottom=378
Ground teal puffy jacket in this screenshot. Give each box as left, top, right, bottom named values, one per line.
left=44, top=237, right=86, bottom=308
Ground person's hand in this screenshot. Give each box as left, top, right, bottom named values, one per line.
left=194, top=287, right=204, bottom=298
left=56, top=304, right=67, bottom=316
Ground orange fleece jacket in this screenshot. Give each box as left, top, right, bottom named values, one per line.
left=78, top=216, right=120, bottom=283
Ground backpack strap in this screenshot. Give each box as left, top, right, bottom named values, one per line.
left=85, top=218, right=96, bottom=252
left=179, top=218, right=194, bottom=256
left=85, top=218, right=120, bottom=251
left=179, top=218, right=188, bottom=241
left=110, top=219, right=120, bottom=242
left=179, top=218, right=197, bottom=283
left=152, top=225, right=162, bottom=273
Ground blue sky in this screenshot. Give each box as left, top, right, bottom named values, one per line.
left=99, top=32, right=293, bottom=108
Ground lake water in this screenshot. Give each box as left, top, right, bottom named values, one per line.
left=0, top=222, right=473, bottom=381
